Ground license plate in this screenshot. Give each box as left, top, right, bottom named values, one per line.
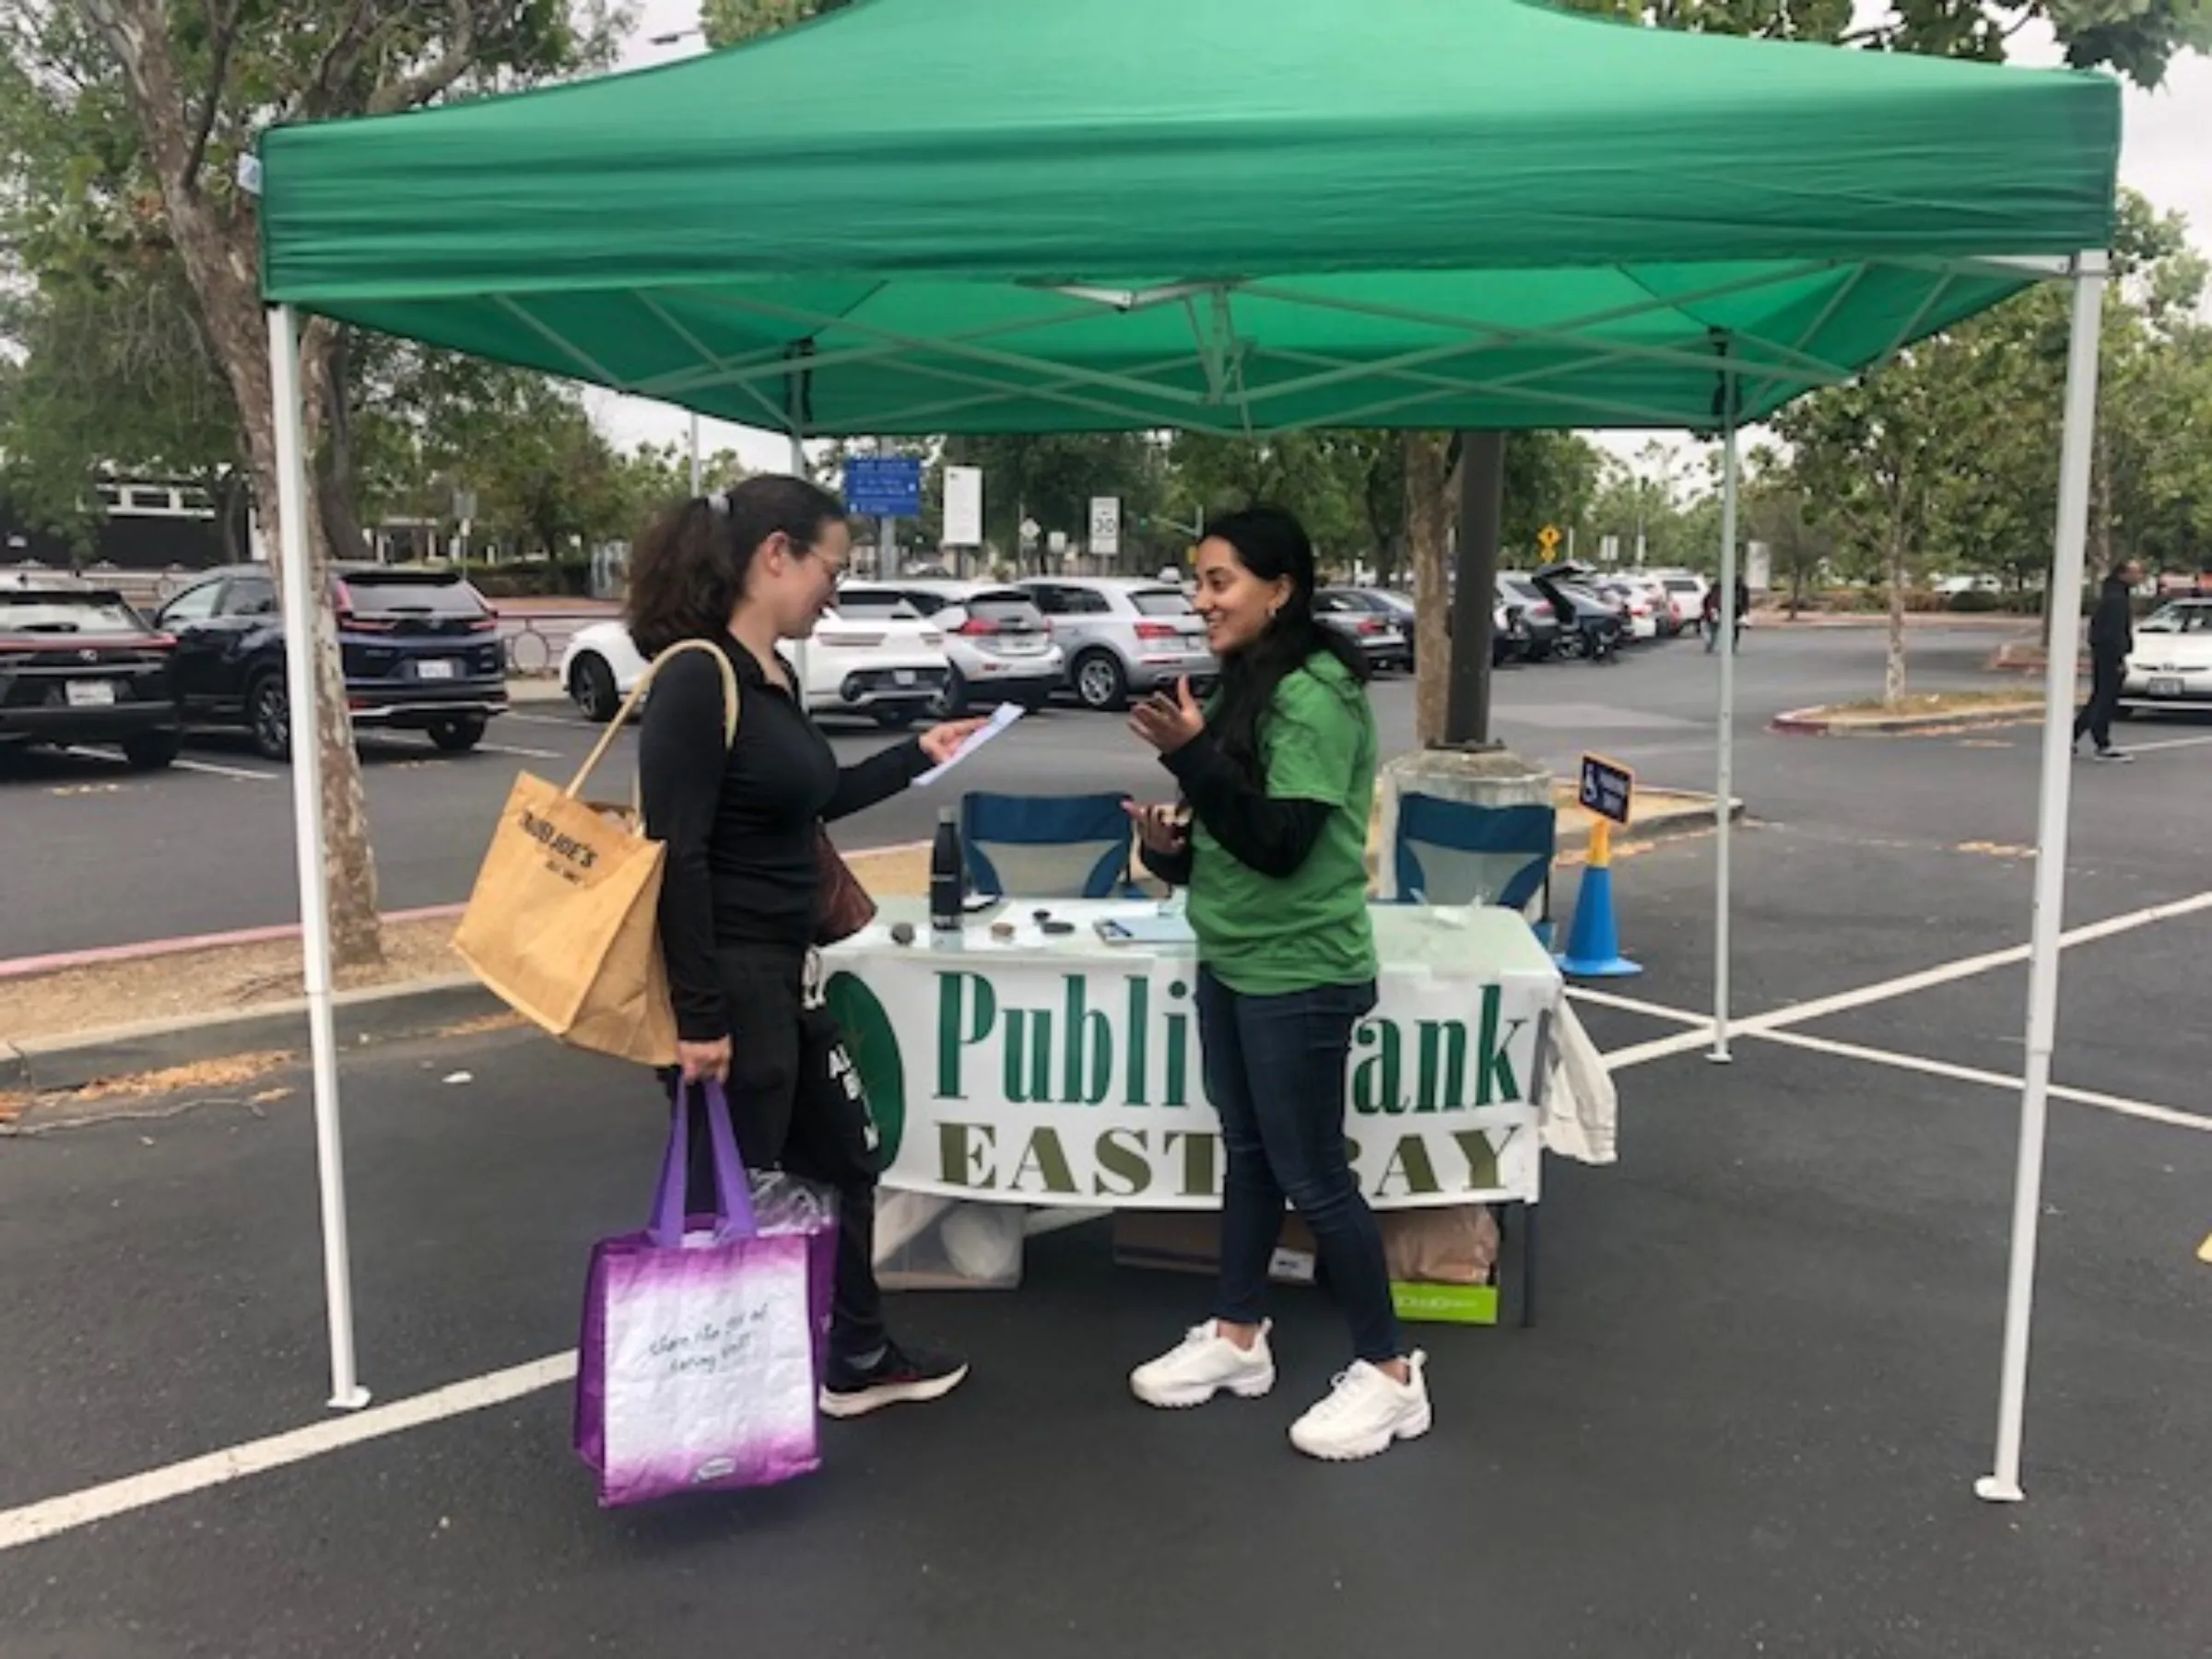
left=893, top=668, right=916, bottom=687
left=417, top=659, right=457, bottom=680
left=65, top=679, right=116, bottom=708
left=2149, top=676, right=2183, bottom=697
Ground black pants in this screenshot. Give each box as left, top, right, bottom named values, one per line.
left=670, top=944, right=884, bottom=1365
left=2073, top=655, right=2124, bottom=749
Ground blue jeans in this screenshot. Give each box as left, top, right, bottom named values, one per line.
left=1196, top=968, right=1403, bottom=1366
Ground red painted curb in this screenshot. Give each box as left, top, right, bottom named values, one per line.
left=0, top=903, right=466, bottom=982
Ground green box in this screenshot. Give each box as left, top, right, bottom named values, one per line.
left=1390, top=1280, right=1500, bottom=1326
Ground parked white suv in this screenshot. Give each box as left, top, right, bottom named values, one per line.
left=558, top=605, right=951, bottom=728
left=1018, top=577, right=1215, bottom=711
left=836, top=580, right=1065, bottom=715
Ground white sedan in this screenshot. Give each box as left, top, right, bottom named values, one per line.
left=558, top=608, right=951, bottom=728
left=2121, top=598, right=2212, bottom=715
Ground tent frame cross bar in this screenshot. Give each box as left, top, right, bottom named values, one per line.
left=633, top=292, right=1123, bottom=401
left=492, top=295, right=637, bottom=392
left=1976, top=247, right=2109, bottom=1506
left=1260, top=347, right=1696, bottom=431
left=850, top=350, right=1215, bottom=432
left=1740, top=264, right=1870, bottom=416
left=635, top=295, right=803, bottom=436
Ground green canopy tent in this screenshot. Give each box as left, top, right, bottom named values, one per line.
left=255, top=0, right=2119, bottom=1500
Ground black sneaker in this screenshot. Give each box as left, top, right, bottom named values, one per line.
left=820, top=1340, right=970, bottom=1419
left=2095, top=747, right=2135, bottom=762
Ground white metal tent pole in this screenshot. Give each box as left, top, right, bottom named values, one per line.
left=266, top=305, right=371, bottom=1413
left=1977, top=250, right=2107, bottom=1505
left=1710, top=402, right=1740, bottom=1063
left=789, top=433, right=806, bottom=477
left=688, top=412, right=702, bottom=495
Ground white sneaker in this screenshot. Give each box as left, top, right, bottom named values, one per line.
left=1288, top=1353, right=1432, bottom=1462
left=1130, top=1319, right=1276, bottom=1409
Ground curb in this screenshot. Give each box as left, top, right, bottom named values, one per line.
left=1771, top=701, right=2045, bottom=736
left=2, top=976, right=507, bottom=1100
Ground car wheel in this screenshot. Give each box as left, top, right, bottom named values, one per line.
left=247, top=674, right=291, bottom=761
left=874, top=707, right=919, bottom=731
left=928, top=670, right=970, bottom=719
left=122, top=730, right=181, bottom=771
left=429, top=715, right=488, bottom=753
left=1073, top=650, right=1128, bottom=712
left=570, top=653, right=619, bottom=724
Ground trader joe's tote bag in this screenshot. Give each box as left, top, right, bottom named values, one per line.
left=453, top=638, right=737, bottom=1065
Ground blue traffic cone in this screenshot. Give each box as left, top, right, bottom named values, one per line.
left=1556, top=853, right=1641, bottom=979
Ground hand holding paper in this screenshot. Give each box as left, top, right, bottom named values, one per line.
left=916, top=702, right=1025, bottom=785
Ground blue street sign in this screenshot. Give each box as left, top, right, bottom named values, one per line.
left=842, top=456, right=924, bottom=518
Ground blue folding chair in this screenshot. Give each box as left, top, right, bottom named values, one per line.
left=959, top=792, right=1137, bottom=900
left=1392, top=793, right=1557, bottom=944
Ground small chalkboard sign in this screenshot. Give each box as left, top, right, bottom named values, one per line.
left=1578, top=753, right=1635, bottom=827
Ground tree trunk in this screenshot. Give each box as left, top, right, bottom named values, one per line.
left=1404, top=431, right=1453, bottom=747
left=80, top=0, right=385, bottom=972
left=1884, top=525, right=1909, bottom=709
left=316, top=326, right=371, bottom=566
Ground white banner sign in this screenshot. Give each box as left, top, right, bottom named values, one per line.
left=821, top=950, right=1550, bottom=1210
left=1088, top=496, right=1121, bottom=557
left=943, top=465, right=983, bottom=547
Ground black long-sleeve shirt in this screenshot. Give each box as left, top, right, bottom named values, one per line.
left=1137, top=729, right=1330, bottom=886
left=2087, top=574, right=2135, bottom=665
left=639, top=635, right=926, bottom=1042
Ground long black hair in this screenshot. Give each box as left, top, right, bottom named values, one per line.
left=626, top=475, right=845, bottom=658
left=1202, top=506, right=1369, bottom=788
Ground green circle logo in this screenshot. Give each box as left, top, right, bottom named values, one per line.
left=824, top=970, right=905, bottom=1165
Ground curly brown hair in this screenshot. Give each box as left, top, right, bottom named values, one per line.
left=625, top=476, right=846, bottom=658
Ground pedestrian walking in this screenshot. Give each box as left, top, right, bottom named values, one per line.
left=2073, top=558, right=2140, bottom=761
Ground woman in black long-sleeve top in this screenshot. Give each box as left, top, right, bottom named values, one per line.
left=631, top=477, right=981, bottom=1419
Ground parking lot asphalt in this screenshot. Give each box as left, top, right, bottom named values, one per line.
left=4, top=700, right=2209, bottom=1654
left=4, top=626, right=2030, bottom=960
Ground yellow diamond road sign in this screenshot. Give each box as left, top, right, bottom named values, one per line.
left=1537, top=524, right=1561, bottom=552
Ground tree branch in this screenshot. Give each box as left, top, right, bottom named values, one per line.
left=297, top=0, right=387, bottom=120
left=365, top=0, right=479, bottom=116
left=181, top=0, right=242, bottom=196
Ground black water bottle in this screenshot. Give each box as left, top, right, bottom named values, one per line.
left=930, top=806, right=963, bottom=932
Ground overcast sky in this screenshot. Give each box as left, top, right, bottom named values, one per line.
left=590, top=0, right=2212, bottom=482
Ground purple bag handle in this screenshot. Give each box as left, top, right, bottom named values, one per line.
left=649, top=1079, right=759, bottom=1246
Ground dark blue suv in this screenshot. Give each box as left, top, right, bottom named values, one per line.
left=156, top=564, right=507, bottom=759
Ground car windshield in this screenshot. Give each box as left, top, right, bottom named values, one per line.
left=834, top=591, right=921, bottom=617
left=963, top=591, right=1046, bottom=627
left=0, top=592, right=145, bottom=634
left=1130, top=589, right=1194, bottom=617
left=337, top=571, right=486, bottom=617
left=2141, top=605, right=2212, bottom=633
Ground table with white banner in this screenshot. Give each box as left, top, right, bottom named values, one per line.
left=820, top=897, right=1587, bottom=1319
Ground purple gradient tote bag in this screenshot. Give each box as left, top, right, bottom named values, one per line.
left=575, top=1081, right=835, bottom=1507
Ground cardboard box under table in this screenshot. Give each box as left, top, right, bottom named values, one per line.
left=823, top=898, right=1561, bottom=1324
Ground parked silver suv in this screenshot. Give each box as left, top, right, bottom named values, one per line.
left=837, top=579, right=1065, bottom=714
left=1018, top=576, right=1216, bottom=711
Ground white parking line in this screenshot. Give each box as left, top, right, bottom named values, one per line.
left=1754, top=1028, right=2211, bottom=1135
left=504, top=711, right=594, bottom=728
left=2115, top=732, right=2212, bottom=755
left=0, top=1352, right=575, bottom=1553
left=172, top=757, right=279, bottom=781
left=476, top=743, right=564, bottom=760
left=64, top=747, right=275, bottom=782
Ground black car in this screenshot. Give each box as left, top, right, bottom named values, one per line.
left=0, top=580, right=182, bottom=768
left=1314, top=587, right=1414, bottom=673
left=157, top=564, right=507, bottom=759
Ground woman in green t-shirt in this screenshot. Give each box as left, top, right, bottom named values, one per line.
left=1123, top=507, right=1430, bottom=1463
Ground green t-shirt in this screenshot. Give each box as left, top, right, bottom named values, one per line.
left=1187, top=652, right=1378, bottom=995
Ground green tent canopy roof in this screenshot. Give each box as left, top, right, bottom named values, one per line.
left=257, top=0, right=2120, bottom=435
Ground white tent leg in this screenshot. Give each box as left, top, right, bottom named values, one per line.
left=1710, top=407, right=1739, bottom=1063
left=688, top=411, right=703, bottom=495
left=1976, top=250, right=2107, bottom=1504
left=790, top=433, right=806, bottom=477
left=267, top=304, right=371, bottom=1412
